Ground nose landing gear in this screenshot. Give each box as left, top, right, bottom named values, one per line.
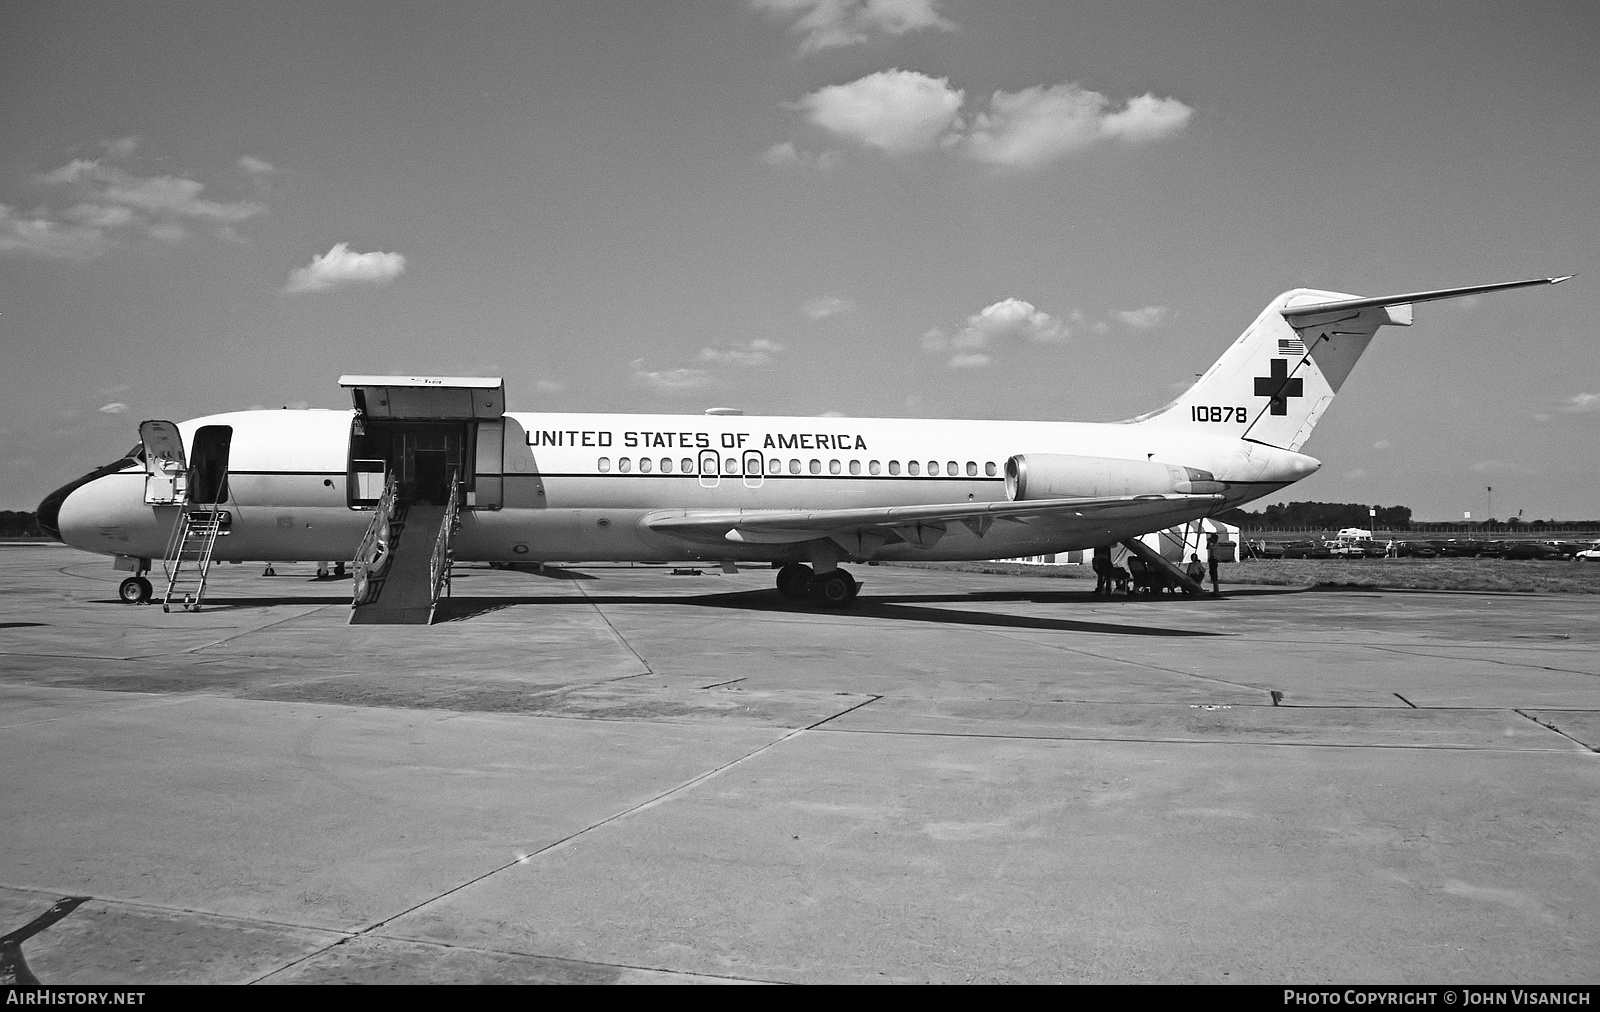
left=774, top=564, right=860, bottom=608
left=118, top=576, right=153, bottom=605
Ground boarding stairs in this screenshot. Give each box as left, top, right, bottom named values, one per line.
left=1119, top=537, right=1207, bottom=595
left=161, top=501, right=227, bottom=613
left=349, top=473, right=461, bottom=625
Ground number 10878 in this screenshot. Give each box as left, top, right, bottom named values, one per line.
left=1191, top=405, right=1248, bottom=423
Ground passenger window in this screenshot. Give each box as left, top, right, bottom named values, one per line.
left=966, top=461, right=978, bottom=476
left=725, top=457, right=738, bottom=474
left=889, top=460, right=900, bottom=475
left=985, top=461, right=997, bottom=476
left=789, top=458, right=801, bottom=474
left=809, top=459, right=821, bottom=474
left=682, top=457, right=694, bottom=473
left=661, top=458, right=673, bottom=473
left=869, top=460, right=881, bottom=475
left=927, top=461, right=939, bottom=476
left=598, top=457, right=611, bottom=472
left=948, top=461, right=958, bottom=475
left=829, top=459, right=841, bottom=475
left=619, top=457, right=632, bottom=473
left=908, top=461, right=921, bottom=475
left=638, top=457, right=652, bottom=473
left=849, top=460, right=861, bottom=475
left=768, top=458, right=781, bottom=474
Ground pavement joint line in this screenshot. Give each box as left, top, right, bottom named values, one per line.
left=0, top=882, right=357, bottom=940
left=1363, top=644, right=1599, bottom=679
left=344, top=730, right=818, bottom=938
left=0, top=691, right=216, bottom=729
left=1394, top=693, right=1418, bottom=708
left=1514, top=709, right=1599, bottom=753
left=324, top=929, right=791, bottom=985
left=573, top=581, right=653, bottom=678
left=808, top=725, right=1589, bottom=752
left=174, top=604, right=347, bottom=654
left=973, top=628, right=1271, bottom=693
left=340, top=695, right=882, bottom=945
left=700, top=677, right=748, bottom=689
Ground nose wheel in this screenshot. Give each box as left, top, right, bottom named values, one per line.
left=118, top=576, right=153, bottom=605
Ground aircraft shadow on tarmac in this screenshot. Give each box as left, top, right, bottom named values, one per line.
left=432, top=589, right=1225, bottom=636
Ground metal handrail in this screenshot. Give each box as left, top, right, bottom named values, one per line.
left=428, top=473, right=461, bottom=608
left=350, top=473, right=397, bottom=607
left=159, top=468, right=231, bottom=611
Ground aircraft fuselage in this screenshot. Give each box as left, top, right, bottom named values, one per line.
left=50, top=408, right=1315, bottom=567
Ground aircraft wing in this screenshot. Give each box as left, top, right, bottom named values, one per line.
left=644, top=493, right=1223, bottom=549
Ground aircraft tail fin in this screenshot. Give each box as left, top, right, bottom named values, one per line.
left=1135, top=276, right=1571, bottom=451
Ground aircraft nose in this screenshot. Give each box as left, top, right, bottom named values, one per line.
left=36, top=454, right=143, bottom=543
left=35, top=482, right=75, bottom=542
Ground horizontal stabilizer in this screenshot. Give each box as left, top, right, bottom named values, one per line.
left=1281, top=275, right=1572, bottom=325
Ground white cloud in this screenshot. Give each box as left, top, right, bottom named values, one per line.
left=1373, top=439, right=1391, bottom=449
left=534, top=379, right=565, bottom=395
left=98, top=402, right=128, bottom=414
left=1342, top=469, right=1366, bottom=479
left=1471, top=459, right=1534, bottom=476
left=283, top=242, right=406, bottom=294
left=760, top=141, right=842, bottom=172
left=631, top=360, right=716, bottom=393
left=754, top=0, right=956, bottom=54
left=699, top=339, right=783, bottom=365
left=101, top=136, right=139, bottom=160
left=797, top=69, right=964, bottom=156
left=922, top=298, right=1069, bottom=368
left=802, top=295, right=854, bottom=320
left=964, top=86, right=1192, bottom=168
left=1563, top=392, right=1600, bottom=413
left=3, top=144, right=270, bottom=260
left=238, top=155, right=277, bottom=175
left=947, top=352, right=992, bottom=369
left=1114, top=305, right=1169, bottom=330
left=38, top=161, right=264, bottom=224
left=958, top=298, right=1068, bottom=347
left=0, top=203, right=115, bottom=260
left=789, top=71, right=1192, bottom=169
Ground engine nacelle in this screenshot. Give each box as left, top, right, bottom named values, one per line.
left=1004, top=453, right=1225, bottom=501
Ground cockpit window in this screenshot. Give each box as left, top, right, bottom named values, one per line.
left=122, top=444, right=145, bottom=465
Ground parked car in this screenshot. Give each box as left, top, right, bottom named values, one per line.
left=1575, top=542, right=1600, bottom=562
left=1498, top=541, right=1566, bottom=560
left=1281, top=540, right=1335, bottom=559
left=1395, top=541, right=1438, bottom=558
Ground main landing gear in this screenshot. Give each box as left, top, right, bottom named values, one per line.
left=118, top=576, right=153, bottom=604
left=775, top=563, right=859, bottom=608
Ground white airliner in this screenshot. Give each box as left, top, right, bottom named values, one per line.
left=37, top=276, right=1569, bottom=614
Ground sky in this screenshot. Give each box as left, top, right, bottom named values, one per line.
left=2, top=0, right=1596, bottom=521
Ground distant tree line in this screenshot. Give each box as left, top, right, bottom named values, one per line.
left=0, top=511, right=45, bottom=537
left=1220, top=501, right=1599, bottom=533
left=1219, top=502, right=1412, bottom=530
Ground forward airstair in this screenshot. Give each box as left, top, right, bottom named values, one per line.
left=161, top=506, right=225, bottom=612
left=349, top=473, right=461, bottom=625
left=1120, top=536, right=1207, bottom=595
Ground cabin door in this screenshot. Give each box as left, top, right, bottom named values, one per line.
left=139, top=420, right=187, bottom=505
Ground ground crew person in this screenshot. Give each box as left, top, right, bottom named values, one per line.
left=1206, top=532, right=1221, bottom=595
